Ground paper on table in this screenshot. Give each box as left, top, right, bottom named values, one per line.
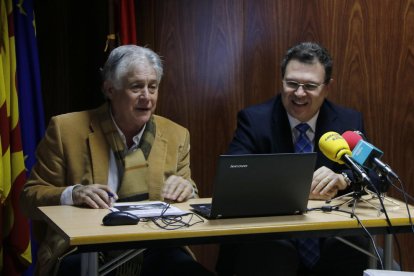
left=110, top=201, right=189, bottom=218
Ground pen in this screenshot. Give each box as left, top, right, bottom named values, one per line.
left=107, top=191, right=115, bottom=204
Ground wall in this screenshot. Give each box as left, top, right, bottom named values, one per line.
left=35, top=0, right=414, bottom=272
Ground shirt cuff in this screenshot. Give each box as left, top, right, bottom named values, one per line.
left=60, top=184, right=82, bottom=205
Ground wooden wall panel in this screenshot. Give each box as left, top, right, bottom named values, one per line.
left=148, top=1, right=245, bottom=268
left=153, top=0, right=245, bottom=198
left=35, top=0, right=414, bottom=272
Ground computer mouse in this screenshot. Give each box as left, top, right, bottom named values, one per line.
left=102, top=211, right=140, bottom=226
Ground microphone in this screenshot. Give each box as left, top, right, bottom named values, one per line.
left=342, top=130, right=362, bottom=150
left=342, top=131, right=399, bottom=179
left=318, top=132, right=371, bottom=184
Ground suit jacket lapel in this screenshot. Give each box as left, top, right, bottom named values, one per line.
left=88, top=105, right=110, bottom=185
left=272, top=95, right=295, bottom=153
left=315, top=100, right=338, bottom=168
left=315, top=100, right=337, bottom=142
left=147, top=121, right=167, bottom=200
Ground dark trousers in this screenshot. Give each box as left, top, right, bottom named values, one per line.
left=216, top=236, right=370, bottom=276
left=57, top=247, right=214, bottom=276
left=141, top=247, right=213, bottom=276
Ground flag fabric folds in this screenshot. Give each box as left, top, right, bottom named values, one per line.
left=13, top=0, right=45, bottom=275
left=14, top=0, right=45, bottom=172
left=119, top=0, right=137, bottom=45
left=1, top=0, right=34, bottom=275
left=105, top=0, right=138, bottom=53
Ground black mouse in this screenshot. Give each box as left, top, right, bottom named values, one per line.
left=102, top=211, right=140, bottom=226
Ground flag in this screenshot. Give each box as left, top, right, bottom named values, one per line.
left=104, top=0, right=137, bottom=55
left=1, top=0, right=32, bottom=275
left=119, top=0, right=137, bottom=45
left=12, top=0, right=45, bottom=275
left=104, top=0, right=117, bottom=53
left=14, top=0, right=45, bottom=171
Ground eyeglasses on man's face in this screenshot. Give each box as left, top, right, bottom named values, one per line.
left=282, top=80, right=324, bottom=91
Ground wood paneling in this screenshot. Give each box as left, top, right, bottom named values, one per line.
left=154, top=0, right=244, bottom=198
left=35, top=0, right=414, bottom=272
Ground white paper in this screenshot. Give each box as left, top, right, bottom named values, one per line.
left=110, top=201, right=189, bottom=218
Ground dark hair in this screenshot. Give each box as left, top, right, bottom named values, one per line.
left=281, top=42, right=332, bottom=84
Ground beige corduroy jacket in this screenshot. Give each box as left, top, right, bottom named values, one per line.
left=20, top=103, right=197, bottom=275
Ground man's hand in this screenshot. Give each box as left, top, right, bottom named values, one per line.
left=162, top=175, right=194, bottom=202
left=72, top=184, right=118, bottom=209
left=310, top=166, right=348, bottom=200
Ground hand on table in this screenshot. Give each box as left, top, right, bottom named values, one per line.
left=162, top=175, right=194, bottom=202
left=72, top=184, right=118, bottom=209
left=309, top=166, right=348, bottom=200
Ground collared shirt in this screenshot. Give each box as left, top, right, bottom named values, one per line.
left=286, top=111, right=319, bottom=152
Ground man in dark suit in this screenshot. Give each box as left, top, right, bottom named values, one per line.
left=216, top=42, right=371, bottom=275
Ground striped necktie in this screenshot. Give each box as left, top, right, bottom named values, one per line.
left=294, top=123, right=320, bottom=268
left=295, top=123, right=312, bottom=153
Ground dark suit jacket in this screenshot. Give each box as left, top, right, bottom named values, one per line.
left=227, top=94, right=364, bottom=174
left=216, top=95, right=370, bottom=275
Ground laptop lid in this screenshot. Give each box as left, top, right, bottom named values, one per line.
left=205, top=153, right=317, bottom=219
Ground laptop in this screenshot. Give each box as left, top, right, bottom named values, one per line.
left=190, top=153, right=317, bottom=219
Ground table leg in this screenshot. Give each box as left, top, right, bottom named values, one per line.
left=368, top=236, right=377, bottom=269
left=384, top=234, right=393, bottom=270
left=81, top=252, right=98, bottom=276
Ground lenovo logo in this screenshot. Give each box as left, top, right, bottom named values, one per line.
left=230, top=164, right=248, bottom=168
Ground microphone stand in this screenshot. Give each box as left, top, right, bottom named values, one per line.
left=364, top=173, right=400, bottom=208
left=326, top=177, right=384, bottom=216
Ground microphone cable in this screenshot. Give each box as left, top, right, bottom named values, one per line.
left=390, top=182, right=414, bottom=203
left=365, top=178, right=404, bottom=270
left=308, top=205, right=384, bottom=270
left=317, top=177, right=403, bottom=270
left=390, top=178, right=414, bottom=233
left=141, top=203, right=205, bottom=230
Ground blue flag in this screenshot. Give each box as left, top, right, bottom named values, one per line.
left=13, top=0, right=45, bottom=275
left=14, top=0, right=45, bottom=166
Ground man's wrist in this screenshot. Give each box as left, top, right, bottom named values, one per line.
left=60, top=184, right=82, bottom=205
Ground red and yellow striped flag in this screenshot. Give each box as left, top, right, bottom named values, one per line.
left=1, top=0, right=32, bottom=274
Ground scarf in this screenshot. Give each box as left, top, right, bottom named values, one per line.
left=100, top=105, right=156, bottom=201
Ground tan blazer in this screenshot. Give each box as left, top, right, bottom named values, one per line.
left=20, top=104, right=197, bottom=275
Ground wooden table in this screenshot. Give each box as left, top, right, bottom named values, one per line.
left=39, top=197, right=414, bottom=275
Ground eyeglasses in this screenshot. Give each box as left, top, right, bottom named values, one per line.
left=283, top=80, right=324, bottom=91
